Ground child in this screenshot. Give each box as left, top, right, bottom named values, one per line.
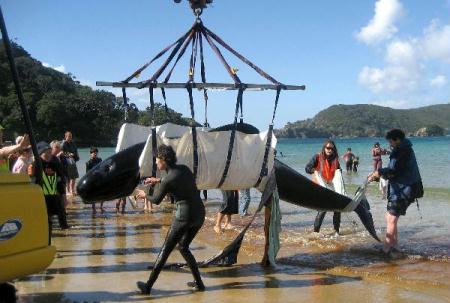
left=86, top=147, right=104, bottom=216
left=352, top=156, right=360, bottom=172
left=29, top=142, right=69, bottom=233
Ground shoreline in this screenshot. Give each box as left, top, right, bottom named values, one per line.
left=13, top=190, right=450, bottom=302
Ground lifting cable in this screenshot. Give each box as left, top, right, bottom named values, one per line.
left=254, top=85, right=282, bottom=188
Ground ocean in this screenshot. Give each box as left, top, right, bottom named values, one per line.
left=32, top=136, right=448, bottom=302
left=77, top=136, right=450, bottom=190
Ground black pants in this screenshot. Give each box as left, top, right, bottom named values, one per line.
left=45, top=195, right=68, bottom=232
left=147, top=218, right=204, bottom=288
left=345, top=161, right=353, bottom=172
left=314, top=211, right=341, bottom=233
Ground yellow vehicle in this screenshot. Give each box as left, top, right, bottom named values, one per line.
left=0, top=173, right=56, bottom=284
left=0, top=7, right=56, bottom=302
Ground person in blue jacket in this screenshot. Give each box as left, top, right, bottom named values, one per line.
left=369, top=129, right=423, bottom=256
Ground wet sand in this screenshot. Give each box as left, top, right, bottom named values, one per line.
left=13, top=189, right=450, bottom=303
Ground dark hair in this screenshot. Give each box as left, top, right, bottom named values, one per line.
left=374, top=142, right=380, bottom=147
left=90, top=147, right=98, bottom=154
left=385, top=129, right=405, bottom=141
left=347, top=147, right=351, bottom=151
left=321, top=139, right=338, bottom=159
left=156, top=145, right=177, bottom=167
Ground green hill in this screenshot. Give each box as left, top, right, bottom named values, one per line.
left=0, top=41, right=194, bottom=146
left=276, top=104, right=450, bottom=138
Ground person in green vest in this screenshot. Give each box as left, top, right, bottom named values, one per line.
left=29, top=141, right=69, bottom=234
left=0, top=134, right=30, bottom=172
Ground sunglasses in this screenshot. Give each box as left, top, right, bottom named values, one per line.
left=325, top=146, right=334, bottom=150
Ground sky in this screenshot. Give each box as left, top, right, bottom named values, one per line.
left=1, top=0, right=450, bottom=129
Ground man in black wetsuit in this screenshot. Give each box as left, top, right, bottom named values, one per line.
left=136, top=145, right=206, bottom=295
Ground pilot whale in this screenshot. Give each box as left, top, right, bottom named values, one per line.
left=77, top=124, right=379, bottom=241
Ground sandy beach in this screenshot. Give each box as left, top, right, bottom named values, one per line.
left=12, top=187, right=450, bottom=303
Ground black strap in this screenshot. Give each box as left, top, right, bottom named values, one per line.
left=162, top=32, right=194, bottom=83
left=186, top=84, right=199, bottom=180
left=200, top=25, right=241, bottom=84
left=121, top=87, right=128, bottom=122
left=254, top=86, right=281, bottom=187
left=204, top=25, right=279, bottom=85
left=188, top=31, right=199, bottom=82
left=139, top=27, right=194, bottom=88
left=218, top=86, right=245, bottom=188
left=160, top=88, right=169, bottom=116
left=123, top=27, right=192, bottom=83
left=199, top=31, right=209, bottom=127
left=149, top=84, right=157, bottom=177
left=239, top=93, right=244, bottom=124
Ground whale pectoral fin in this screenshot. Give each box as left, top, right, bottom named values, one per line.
left=354, top=202, right=380, bottom=242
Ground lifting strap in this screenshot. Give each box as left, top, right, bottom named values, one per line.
left=149, top=84, right=157, bottom=178
left=204, top=25, right=279, bottom=85
left=139, top=28, right=194, bottom=88
left=254, top=86, right=282, bottom=188
left=186, top=84, right=199, bottom=180
left=121, top=87, right=128, bottom=122
left=218, top=86, right=245, bottom=188
left=198, top=30, right=209, bottom=127
left=160, top=87, right=169, bottom=116
left=200, top=25, right=241, bottom=84
left=123, top=26, right=192, bottom=83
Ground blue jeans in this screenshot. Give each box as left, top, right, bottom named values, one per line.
left=239, top=189, right=251, bottom=216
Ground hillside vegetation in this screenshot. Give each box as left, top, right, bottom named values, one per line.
left=276, top=104, right=450, bottom=138
left=0, top=41, right=194, bottom=146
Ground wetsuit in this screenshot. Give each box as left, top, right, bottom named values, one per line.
left=145, top=164, right=205, bottom=289
left=305, top=154, right=341, bottom=234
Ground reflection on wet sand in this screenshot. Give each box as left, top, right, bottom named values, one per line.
left=14, top=192, right=450, bottom=303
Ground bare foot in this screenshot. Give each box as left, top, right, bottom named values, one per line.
left=224, top=224, right=234, bottom=230
left=213, top=225, right=222, bottom=234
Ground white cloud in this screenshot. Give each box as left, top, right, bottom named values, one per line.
left=422, top=20, right=450, bottom=63
left=372, top=99, right=410, bottom=108
left=430, top=75, right=447, bottom=87
left=358, top=39, right=421, bottom=93
left=42, top=62, right=66, bottom=73
left=357, top=17, right=450, bottom=104
left=78, top=79, right=94, bottom=88
left=356, top=0, right=404, bottom=45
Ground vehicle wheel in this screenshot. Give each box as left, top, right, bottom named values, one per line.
left=0, top=283, right=17, bottom=303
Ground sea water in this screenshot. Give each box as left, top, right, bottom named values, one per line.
left=74, top=137, right=450, bottom=292
left=78, top=136, right=450, bottom=189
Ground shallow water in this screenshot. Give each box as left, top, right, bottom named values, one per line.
left=13, top=187, right=450, bottom=303
left=33, top=136, right=449, bottom=302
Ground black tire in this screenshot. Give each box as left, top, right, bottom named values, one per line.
left=0, top=283, right=17, bottom=303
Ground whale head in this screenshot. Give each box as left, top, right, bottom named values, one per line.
left=77, top=143, right=145, bottom=203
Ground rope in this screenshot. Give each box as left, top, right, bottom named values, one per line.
left=218, top=86, right=245, bottom=188
left=254, top=86, right=281, bottom=188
